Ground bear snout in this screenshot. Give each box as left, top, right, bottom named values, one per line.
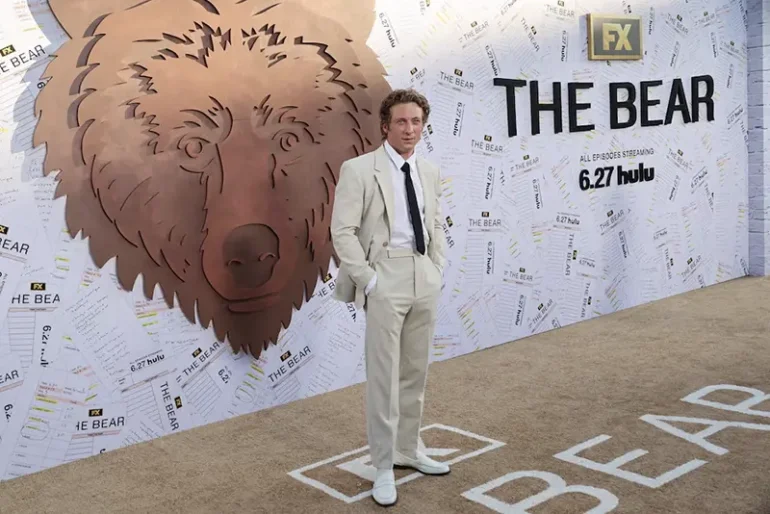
left=223, top=223, right=279, bottom=289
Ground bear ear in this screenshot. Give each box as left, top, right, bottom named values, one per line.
left=48, top=0, right=147, bottom=38
left=286, top=0, right=377, bottom=42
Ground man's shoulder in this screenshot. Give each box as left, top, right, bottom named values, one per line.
left=417, top=155, right=438, bottom=169
left=342, top=146, right=380, bottom=172
left=417, top=155, right=440, bottom=176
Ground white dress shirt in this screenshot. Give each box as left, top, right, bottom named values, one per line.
left=383, top=140, right=430, bottom=251
left=366, top=141, right=430, bottom=295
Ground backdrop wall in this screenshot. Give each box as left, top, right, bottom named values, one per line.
left=748, top=0, right=769, bottom=274
left=0, top=0, right=749, bottom=481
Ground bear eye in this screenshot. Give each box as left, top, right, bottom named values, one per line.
left=185, top=139, right=205, bottom=158
left=274, top=129, right=301, bottom=152
left=178, top=135, right=209, bottom=159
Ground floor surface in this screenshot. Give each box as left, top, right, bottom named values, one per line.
left=1, top=276, right=769, bottom=513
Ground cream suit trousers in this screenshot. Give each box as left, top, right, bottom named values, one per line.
left=364, top=247, right=442, bottom=470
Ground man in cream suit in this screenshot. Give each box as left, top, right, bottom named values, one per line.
left=331, top=88, right=449, bottom=506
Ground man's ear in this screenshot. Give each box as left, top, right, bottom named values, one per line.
left=285, top=0, right=377, bottom=42
left=48, top=0, right=152, bottom=39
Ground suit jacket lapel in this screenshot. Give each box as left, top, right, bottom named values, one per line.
left=416, top=156, right=434, bottom=238
left=373, top=145, right=395, bottom=236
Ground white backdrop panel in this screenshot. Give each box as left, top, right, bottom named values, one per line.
left=0, top=0, right=748, bottom=481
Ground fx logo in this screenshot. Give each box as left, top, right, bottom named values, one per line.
left=603, top=23, right=632, bottom=51
left=587, top=14, right=643, bottom=60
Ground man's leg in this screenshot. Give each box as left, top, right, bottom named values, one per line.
left=395, top=255, right=442, bottom=463
left=364, top=257, right=414, bottom=470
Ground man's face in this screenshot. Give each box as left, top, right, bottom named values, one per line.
left=384, top=102, right=424, bottom=155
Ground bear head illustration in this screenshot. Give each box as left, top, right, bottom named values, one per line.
left=34, top=0, right=392, bottom=356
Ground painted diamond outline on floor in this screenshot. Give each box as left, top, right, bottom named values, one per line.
left=287, top=423, right=507, bottom=503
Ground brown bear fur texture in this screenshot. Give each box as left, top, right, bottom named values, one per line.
left=34, top=0, right=392, bottom=356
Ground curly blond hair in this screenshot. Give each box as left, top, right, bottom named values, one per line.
left=379, top=88, right=431, bottom=138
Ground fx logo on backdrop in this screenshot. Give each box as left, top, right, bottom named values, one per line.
left=587, top=14, right=643, bottom=60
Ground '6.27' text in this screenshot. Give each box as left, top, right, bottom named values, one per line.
left=579, top=162, right=654, bottom=191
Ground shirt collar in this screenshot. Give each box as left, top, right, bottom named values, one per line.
left=383, top=140, right=417, bottom=172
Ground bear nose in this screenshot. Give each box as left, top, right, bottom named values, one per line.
left=223, top=224, right=279, bottom=289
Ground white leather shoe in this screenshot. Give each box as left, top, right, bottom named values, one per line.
left=393, top=451, right=451, bottom=475
left=372, top=468, right=397, bottom=506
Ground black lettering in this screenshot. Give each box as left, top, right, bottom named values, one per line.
left=609, top=82, right=637, bottom=129
left=530, top=81, right=562, bottom=135
left=493, top=78, right=526, bottom=137
left=665, top=78, right=692, bottom=124
left=639, top=80, right=663, bottom=127
left=691, top=75, right=714, bottom=122
left=0, top=370, right=20, bottom=383
left=567, top=82, right=594, bottom=132
left=160, top=381, right=171, bottom=402
left=628, top=165, right=640, bottom=183
left=594, top=167, right=606, bottom=188
left=643, top=166, right=655, bottom=181
left=617, top=163, right=647, bottom=185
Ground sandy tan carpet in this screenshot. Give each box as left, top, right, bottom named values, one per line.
left=1, top=276, right=770, bottom=513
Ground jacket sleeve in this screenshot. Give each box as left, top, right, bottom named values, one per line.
left=331, top=160, right=376, bottom=288
left=432, top=165, right=448, bottom=274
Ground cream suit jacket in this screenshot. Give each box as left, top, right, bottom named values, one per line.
left=331, top=143, right=447, bottom=309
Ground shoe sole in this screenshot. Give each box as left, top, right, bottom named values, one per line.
left=373, top=496, right=398, bottom=507
left=393, top=464, right=451, bottom=476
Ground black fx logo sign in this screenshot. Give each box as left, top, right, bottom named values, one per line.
left=587, top=14, right=643, bottom=60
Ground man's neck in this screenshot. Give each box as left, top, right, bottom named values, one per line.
left=386, top=140, right=414, bottom=161
left=399, top=149, right=414, bottom=160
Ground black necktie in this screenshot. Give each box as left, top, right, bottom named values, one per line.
left=401, top=162, right=425, bottom=255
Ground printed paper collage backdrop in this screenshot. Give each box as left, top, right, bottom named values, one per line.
left=0, top=0, right=749, bottom=480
